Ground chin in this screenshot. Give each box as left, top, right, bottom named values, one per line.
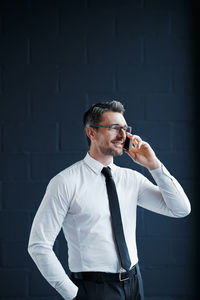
left=113, top=152, right=123, bottom=157
left=114, top=150, right=123, bottom=157
left=99, top=148, right=121, bottom=157
left=99, top=145, right=124, bottom=157
left=111, top=148, right=124, bottom=157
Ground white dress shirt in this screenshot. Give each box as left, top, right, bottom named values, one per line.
left=28, top=153, right=191, bottom=300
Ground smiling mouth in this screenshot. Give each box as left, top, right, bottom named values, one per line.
left=112, top=141, right=124, bottom=147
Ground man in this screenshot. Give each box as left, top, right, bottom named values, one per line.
left=28, top=101, right=191, bottom=300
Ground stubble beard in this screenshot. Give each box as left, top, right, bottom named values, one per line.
left=99, top=145, right=123, bottom=157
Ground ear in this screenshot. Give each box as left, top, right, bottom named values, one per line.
left=86, top=126, right=97, bottom=143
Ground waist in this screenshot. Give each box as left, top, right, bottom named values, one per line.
left=71, top=265, right=137, bottom=282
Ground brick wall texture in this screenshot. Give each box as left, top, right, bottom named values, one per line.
left=0, top=0, right=199, bottom=299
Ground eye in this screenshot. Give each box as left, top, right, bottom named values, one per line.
left=112, top=125, right=120, bottom=131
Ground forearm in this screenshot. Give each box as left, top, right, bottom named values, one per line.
left=28, top=173, right=78, bottom=299
left=28, top=242, right=78, bottom=300
left=138, top=165, right=191, bottom=217
left=151, top=165, right=191, bottom=217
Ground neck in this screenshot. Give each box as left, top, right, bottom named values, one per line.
left=89, top=149, right=113, bottom=166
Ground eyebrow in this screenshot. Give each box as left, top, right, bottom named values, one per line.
left=110, top=123, right=128, bottom=126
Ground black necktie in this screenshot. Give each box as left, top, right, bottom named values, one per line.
left=101, top=167, right=131, bottom=271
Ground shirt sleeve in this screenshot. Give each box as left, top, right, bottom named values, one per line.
left=28, top=174, right=78, bottom=300
left=137, top=165, right=191, bottom=217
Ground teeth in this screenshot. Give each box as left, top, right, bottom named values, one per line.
left=113, top=142, right=122, bottom=146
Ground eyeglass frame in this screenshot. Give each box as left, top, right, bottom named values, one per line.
left=89, top=124, right=132, bottom=134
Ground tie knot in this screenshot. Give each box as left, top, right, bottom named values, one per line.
left=101, top=167, right=112, bottom=179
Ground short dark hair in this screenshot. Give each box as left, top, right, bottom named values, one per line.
left=83, top=100, right=125, bottom=146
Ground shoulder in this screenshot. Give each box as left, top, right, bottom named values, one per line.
left=59, top=159, right=84, bottom=177
left=48, top=159, right=84, bottom=187
left=114, top=165, right=147, bottom=184
left=51, top=160, right=84, bottom=183
left=45, top=159, right=85, bottom=200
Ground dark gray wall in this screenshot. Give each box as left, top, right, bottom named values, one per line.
left=0, top=0, right=198, bottom=299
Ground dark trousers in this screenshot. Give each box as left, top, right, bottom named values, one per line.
left=71, top=264, right=144, bottom=300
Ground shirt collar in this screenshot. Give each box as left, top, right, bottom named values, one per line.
left=83, top=152, right=116, bottom=175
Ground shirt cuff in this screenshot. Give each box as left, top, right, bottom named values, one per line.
left=55, top=277, right=78, bottom=300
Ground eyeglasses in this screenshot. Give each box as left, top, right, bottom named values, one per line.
left=90, top=124, right=132, bottom=134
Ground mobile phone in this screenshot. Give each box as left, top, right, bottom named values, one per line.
left=123, top=136, right=132, bottom=151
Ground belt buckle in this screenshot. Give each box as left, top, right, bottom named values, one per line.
left=119, top=270, right=129, bottom=282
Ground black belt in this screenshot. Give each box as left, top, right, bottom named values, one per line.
left=72, top=265, right=137, bottom=282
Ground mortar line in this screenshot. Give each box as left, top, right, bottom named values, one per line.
left=0, top=64, right=5, bottom=94
left=56, top=10, right=61, bottom=36
left=27, top=38, right=32, bottom=65
left=27, top=92, right=32, bottom=121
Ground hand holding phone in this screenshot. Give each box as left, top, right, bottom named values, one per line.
left=123, top=136, right=132, bottom=151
